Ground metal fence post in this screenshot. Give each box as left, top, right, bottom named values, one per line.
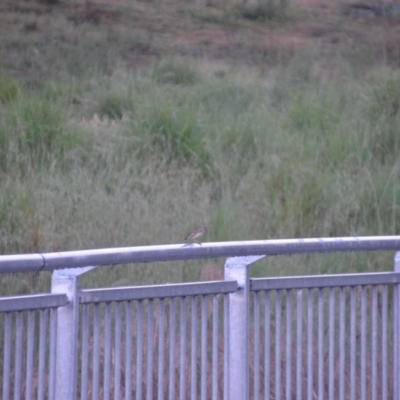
left=51, top=267, right=96, bottom=400
left=225, top=257, right=249, bottom=400
left=224, top=255, right=264, bottom=400
left=394, top=253, right=400, bottom=400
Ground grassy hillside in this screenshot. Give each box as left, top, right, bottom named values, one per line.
left=1, top=0, right=400, bottom=293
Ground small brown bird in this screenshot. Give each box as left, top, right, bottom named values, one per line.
left=184, top=222, right=211, bottom=245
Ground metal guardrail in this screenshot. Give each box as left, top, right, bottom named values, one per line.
left=1, top=236, right=400, bottom=272
left=80, top=280, right=238, bottom=303
left=1, top=236, right=400, bottom=400
left=251, top=271, right=400, bottom=290
left=0, top=293, right=67, bottom=312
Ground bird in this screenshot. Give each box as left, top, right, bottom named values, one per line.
left=184, top=222, right=211, bottom=245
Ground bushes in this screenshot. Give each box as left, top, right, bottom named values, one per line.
left=97, top=93, right=133, bottom=120
left=0, top=89, right=86, bottom=172
left=151, top=60, right=198, bottom=86
left=0, top=76, right=18, bottom=104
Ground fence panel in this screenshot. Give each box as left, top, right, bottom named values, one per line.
left=77, top=281, right=235, bottom=400
left=250, top=273, right=400, bottom=400
left=0, top=294, right=67, bottom=400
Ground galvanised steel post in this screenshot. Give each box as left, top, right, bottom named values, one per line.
left=51, top=267, right=95, bottom=400
left=224, top=255, right=264, bottom=400
left=394, top=253, right=400, bottom=400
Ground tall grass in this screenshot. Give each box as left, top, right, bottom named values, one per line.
left=1, top=55, right=400, bottom=294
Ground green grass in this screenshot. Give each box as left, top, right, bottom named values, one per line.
left=1, top=0, right=400, bottom=295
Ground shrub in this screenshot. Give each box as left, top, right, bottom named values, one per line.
left=151, top=60, right=198, bottom=86
left=238, top=0, right=291, bottom=22
left=0, top=76, right=18, bottom=104
left=0, top=91, right=85, bottom=172
left=97, top=93, right=134, bottom=120
left=145, top=104, right=212, bottom=171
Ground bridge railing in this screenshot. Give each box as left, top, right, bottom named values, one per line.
left=1, top=236, right=400, bottom=400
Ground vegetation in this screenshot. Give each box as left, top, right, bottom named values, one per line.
left=1, top=0, right=400, bottom=294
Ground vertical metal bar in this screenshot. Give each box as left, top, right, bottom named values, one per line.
left=49, top=307, right=58, bottom=400
left=125, top=301, right=133, bottom=400
left=318, top=288, right=324, bottom=400
left=114, top=302, right=122, bottom=400
left=307, top=289, right=313, bottom=400
left=339, top=288, right=345, bottom=400
left=191, top=296, right=198, bottom=400
left=394, top=284, right=399, bottom=400
left=223, top=294, right=229, bottom=400
left=158, top=299, right=165, bottom=400
left=296, top=290, right=303, bottom=400
left=225, top=258, right=250, bottom=400
left=38, top=310, right=47, bottom=400
left=361, top=286, right=367, bottom=400
left=2, top=312, right=12, bottom=400
left=81, top=305, right=89, bottom=400
left=14, top=311, right=23, bottom=400
left=350, top=287, right=356, bottom=400
left=285, top=290, right=292, bottom=400
left=25, top=311, right=35, bottom=400
left=264, top=291, right=270, bottom=400
left=169, top=298, right=176, bottom=400
left=275, top=290, right=282, bottom=400
left=52, top=270, right=80, bottom=400
left=371, top=285, right=378, bottom=400
left=146, top=300, right=154, bottom=400
left=136, top=301, right=144, bottom=400
left=212, top=295, right=219, bottom=400
left=92, top=304, right=100, bottom=400
left=397, top=283, right=400, bottom=400
left=180, top=297, right=187, bottom=400
left=103, top=303, right=112, bottom=400
left=328, top=288, right=335, bottom=400
left=254, top=291, right=260, bottom=400
left=394, top=253, right=400, bottom=400
left=382, top=286, right=388, bottom=400
left=201, top=296, right=208, bottom=400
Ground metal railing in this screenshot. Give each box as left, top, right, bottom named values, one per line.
left=250, top=272, right=400, bottom=400
left=1, top=236, right=400, bottom=400
left=0, top=294, right=67, bottom=400
left=78, top=281, right=234, bottom=400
